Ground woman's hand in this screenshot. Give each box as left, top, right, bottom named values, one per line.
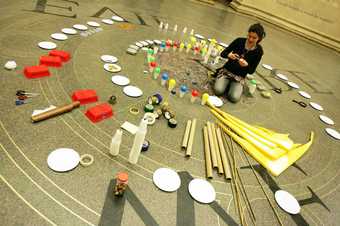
left=238, top=58, right=248, bottom=67
left=228, top=51, right=239, bottom=60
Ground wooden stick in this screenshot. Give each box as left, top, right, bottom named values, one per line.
left=233, top=134, right=284, bottom=226
left=181, top=120, right=192, bottom=150
left=203, top=126, right=213, bottom=179
left=31, top=101, right=80, bottom=122
left=216, top=127, right=232, bottom=179
left=207, top=122, right=218, bottom=168
left=211, top=123, right=223, bottom=174
left=186, top=118, right=197, bottom=157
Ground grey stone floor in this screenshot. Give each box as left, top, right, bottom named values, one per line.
left=0, top=0, right=339, bottom=225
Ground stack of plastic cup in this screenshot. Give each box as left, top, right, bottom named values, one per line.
left=153, top=67, right=161, bottom=79
left=201, top=93, right=209, bottom=105
left=149, top=61, right=157, bottom=73
left=179, top=85, right=188, bottom=98
left=160, top=41, right=166, bottom=52
left=168, top=79, right=176, bottom=91
left=190, top=89, right=199, bottom=103
left=165, top=40, right=171, bottom=52
left=161, top=73, right=169, bottom=86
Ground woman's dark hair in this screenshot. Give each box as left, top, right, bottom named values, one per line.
left=248, top=23, right=266, bottom=43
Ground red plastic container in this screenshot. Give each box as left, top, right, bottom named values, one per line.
left=71, top=90, right=98, bottom=105
left=24, top=65, right=50, bottom=79
left=40, top=55, right=62, bottom=67
left=85, top=103, right=113, bottom=123
left=49, top=50, right=71, bottom=62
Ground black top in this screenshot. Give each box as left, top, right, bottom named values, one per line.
left=220, top=38, right=263, bottom=78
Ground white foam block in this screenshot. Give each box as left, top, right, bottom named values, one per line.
left=121, top=121, right=138, bottom=135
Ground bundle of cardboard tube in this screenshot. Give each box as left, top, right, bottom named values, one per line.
left=181, top=118, right=232, bottom=180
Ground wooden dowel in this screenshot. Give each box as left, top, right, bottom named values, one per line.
left=31, top=101, right=80, bottom=122
left=186, top=118, right=197, bottom=157
left=203, top=126, right=213, bottom=179
left=211, top=123, right=223, bottom=174
left=207, top=122, right=218, bottom=168
left=216, top=127, right=232, bottom=179
left=181, top=120, right=192, bottom=150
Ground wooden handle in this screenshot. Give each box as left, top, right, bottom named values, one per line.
left=31, top=101, right=80, bottom=122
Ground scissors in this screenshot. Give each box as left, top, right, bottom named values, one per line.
left=292, top=99, right=307, bottom=108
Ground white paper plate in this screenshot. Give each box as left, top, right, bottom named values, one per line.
left=287, top=81, right=300, bottom=89
left=276, top=73, right=288, bottom=81
left=73, top=24, right=88, bottom=31
left=87, top=21, right=100, bottom=27
left=195, top=34, right=205, bottom=39
left=129, top=45, right=139, bottom=50
left=38, top=41, right=57, bottom=50
left=101, top=18, right=114, bottom=25
left=208, top=96, right=223, bottom=107
left=47, top=148, right=80, bottom=172
left=104, top=63, right=121, bottom=73
left=51, top=33, right=68, bottom=41
left=153, top=168, right=181, bottom=192
left=101, top=55, right=118, bottom=63
left=275, top=190, right=301, bottom=214
left=188, top=179, right=216, bottom=204
left=319, top=115, right=334, bottom=125
left=112, top=15, right=124, bottom=22
left=62, top=28, right=77, bottom=35
left=146, top=40, right=154, bottom=45
left=262, top=64, right=273, bottom=70
left=298, top=91, right=311, bottom=99
left=154, top=40, right=162, bottom=45
left=219, top=42, right=228, bottom=48
left=140, top=41, right=149, bottom=46
left=325, top=128, right=340, bottom=140
left=111, top=75, right=130, bottom=86
left=310, top=102, right=323, bottom=111
left=123, top=85, right=143, bottom=97
left=135, top=42, right=144, bottom=48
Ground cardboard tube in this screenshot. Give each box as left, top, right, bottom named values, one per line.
left=203, top=126, right=213, bottom=179
left=216, top=127, right=232, bottom=179
left=31, top=101, right=80, bottom=122
left=211, top=123, right=223, bottom=174
left=186, top=118, right=197, bottom=157
left=181, top=120, right=192, bottom=150
left=207, top=122, right=218, bottom=168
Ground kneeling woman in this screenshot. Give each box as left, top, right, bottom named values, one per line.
left=214, top=23, right=265, bottom=103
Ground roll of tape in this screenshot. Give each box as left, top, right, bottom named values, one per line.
left=129, top=107, right=139, bottom=115
left=80, top=154, right=94, bottom=167
left=144, top=104, right=154, bottom=113
left=108, top=95, right=117, bottom=105
left=141, top=140, right=150, bottom=152
left=168, top=118, right=178, bottom=128
left=143, top=113, right=156, bottom=125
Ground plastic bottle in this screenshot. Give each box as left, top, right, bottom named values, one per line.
left=161, top=73, right=169, bottom=86
left=191, top=89, right=199, bottom=103
left=179, top=85, right=188, bottom=98
left=201, top=93, right=209, bottom=105
left=153, top=67, right=161, bottom=79
left=128, top=119, right=148, bottom=164
left=248, top=79, right=257, bottom=95
left=109, top=129, right=123, bottom=156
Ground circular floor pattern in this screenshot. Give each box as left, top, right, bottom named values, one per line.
left=310, top=102, right=324, bottom=111
left=61, top=28, right=77, bottom=35
left=208, top=96, right=223, bottom=107
left=47, top=148, right=80, bottom=172
left=38, top=41, right=57, bottom=50
left=275, top=190, right=301, bottom=215
left=188, top=179, right=216, bottom=204
left=73, top=24, right=88, bottom=31
left=101, top=55, right=118, bottom=63
left=319, top=115, right=334, bottom=125
left=111, top=75, right=130, bottom=86
left=112, top=15, right=124, bottom=22
left=153, top=168, right=181, bottom=192
left=298, top=91, right=311, bottom=99
left=87, top=21, right=100, bottom=27
left=287, top=81, right=300, bottom=89
left=104, top=63, right=122, bottom=73
left=123, top=85, right=143, bottom=98
left=276, top=73, right=288, bottom=81
left=325, top=128, right=340, bottom=140
left=102, top=19, right=114, bottom=25
left=50, top=33, right=68, bottom=41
